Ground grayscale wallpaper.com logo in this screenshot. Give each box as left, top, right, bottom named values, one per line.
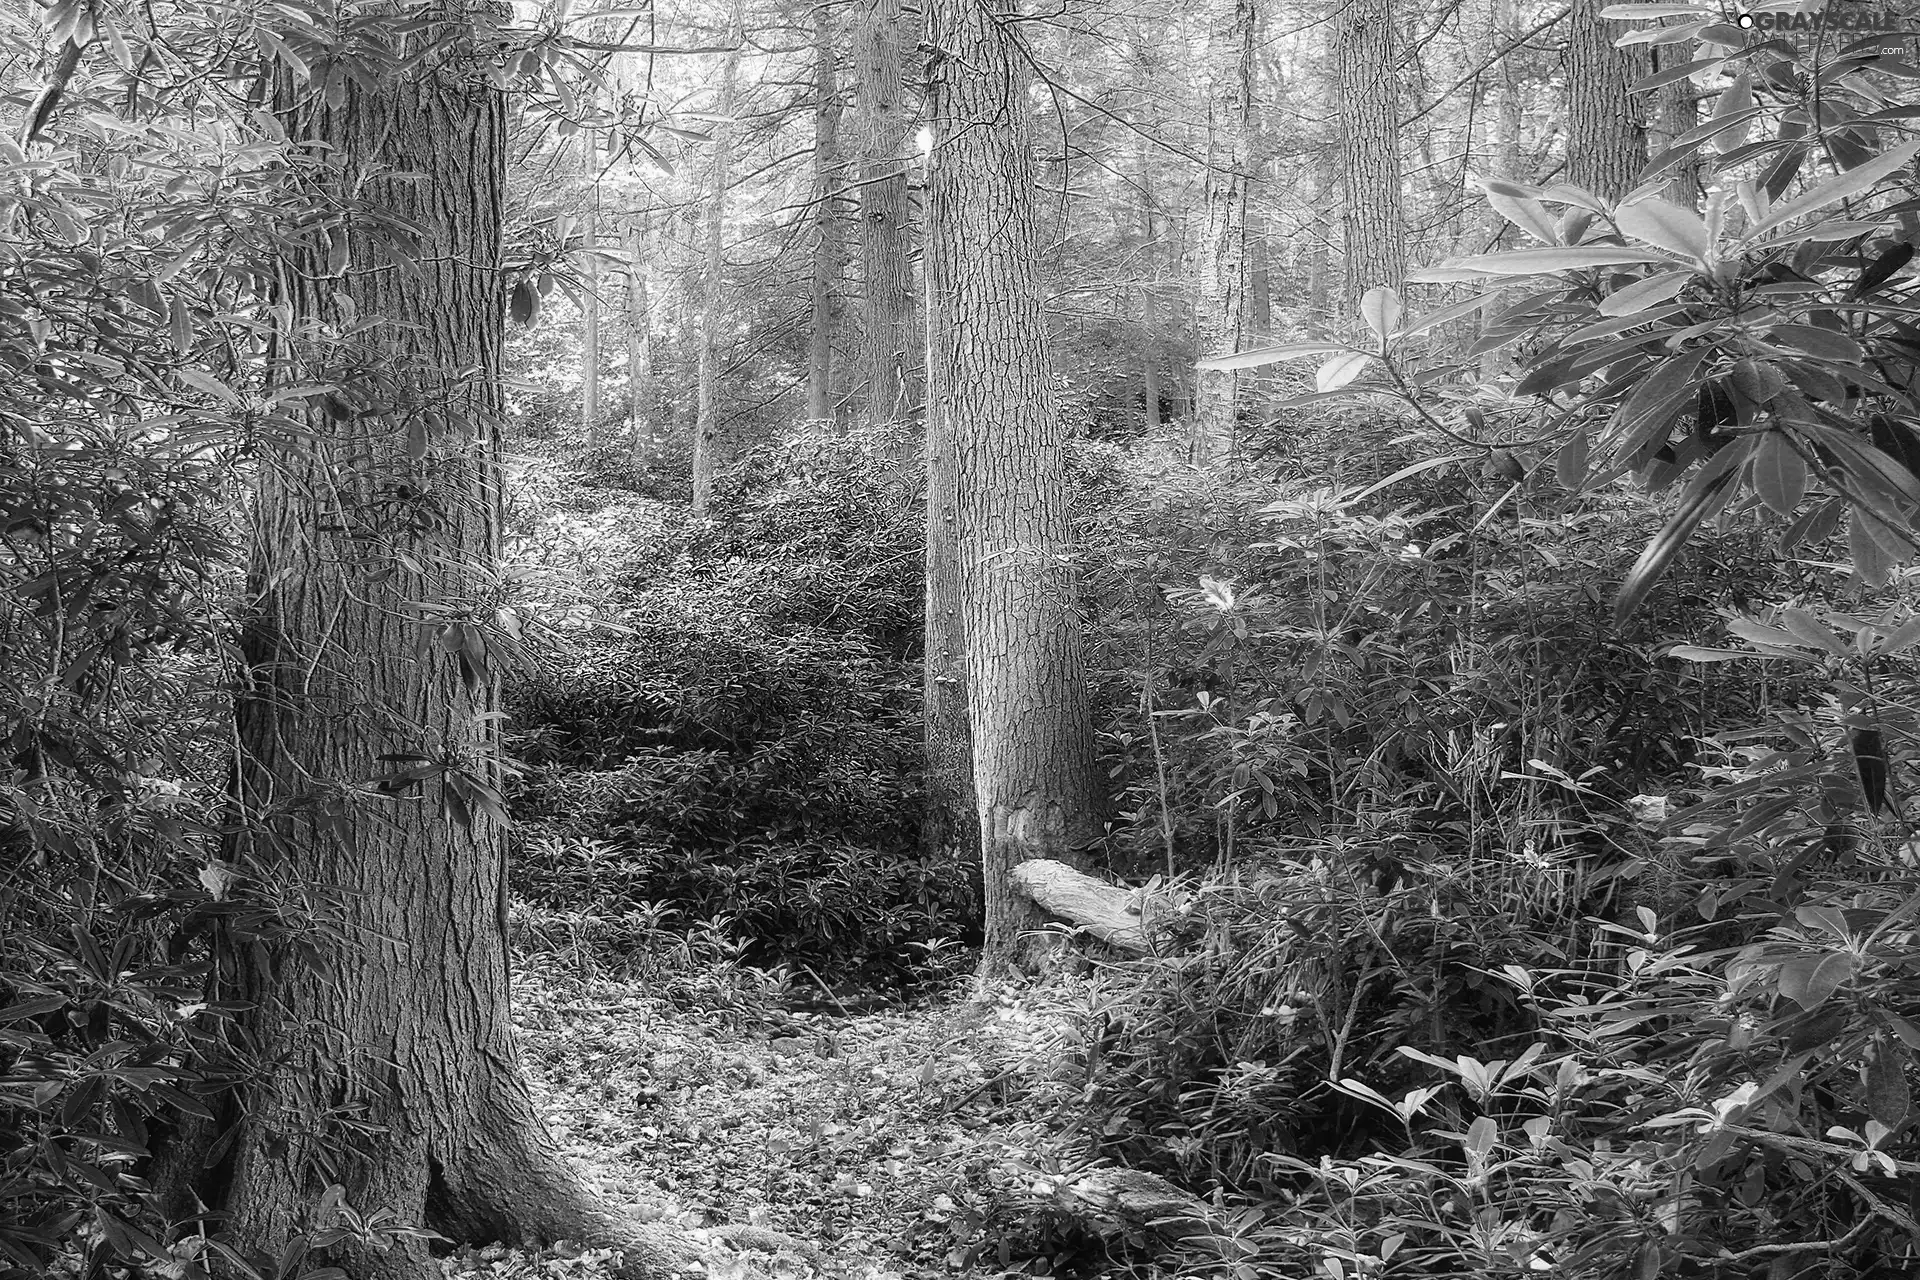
left=1735, top=3, right=1914, bottom=34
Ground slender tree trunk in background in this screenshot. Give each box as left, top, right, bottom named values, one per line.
left=808, top=5, right=844, bottom=428
left=921, top=309, right=978, bottom=919
left=1481, top=0, right=1525, bottom=378
left=927, top=0, right=1102, bottom=981
left=1141, top=284, right=1163, bottom=432
left=173, top=8, right=704, bottom=1274
left=1137, top=130, right=1163, bottom=432
left=1191, top=0, right=1254, bottom=465
left=1563, top=0, right=1648, bottom=201
left=1334, top=0, right=1405, bottom=309
left=626, top=216, right=654, bottom=462
left=853, top=0, right=920, bottom=428
left=1247, top=211, right=1271, bottom=342
left=692, top=0, right=741, bottom=516
left=580, top=132, right=602, bottom=447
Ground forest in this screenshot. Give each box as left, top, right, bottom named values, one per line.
left=5, top=0, right=1920, bottom=1276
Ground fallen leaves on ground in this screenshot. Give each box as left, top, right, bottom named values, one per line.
left=460, top=965, right=1057, bottom=1280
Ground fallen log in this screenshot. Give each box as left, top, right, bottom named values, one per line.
left=1010, top=859, right=1153, bottom=953
left=1050, top=1166, right=1215, bottom=1242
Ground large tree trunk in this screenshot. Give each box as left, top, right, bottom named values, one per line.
left=1190, top=0, right=1253, bottom=464
left=692, top=0, right=742, bottom=516
left=1563, top=0, right=1649, bottom=201
left=188, top=8, right=708, bottom=1277
left=808, top=5, right=844, bottom=428
left=852, top=0, right=920, bottom=428
left=1333, top=0, right=1405, bottom=309
left=926, top=0, right=1103, bottom=981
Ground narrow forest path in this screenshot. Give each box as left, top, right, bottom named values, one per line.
left=450, top=968, right=1073, bottom=1280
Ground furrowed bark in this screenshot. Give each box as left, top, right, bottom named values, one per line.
left=161, top=7, right=748, bottom=1276
left=926, top=0, right=1103, bottom=982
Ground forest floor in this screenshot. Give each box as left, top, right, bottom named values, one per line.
left=440, top=963, right=1087, bottom=1280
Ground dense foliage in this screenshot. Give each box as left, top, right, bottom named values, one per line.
left=503, top=431, right=973, bottom=982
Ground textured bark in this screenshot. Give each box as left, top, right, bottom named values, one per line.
left=1333, top=0, right=1405, bottom=309
left=1191, top=0, right=1254, bottom=464
left=626, top=217, right=654, bottom=461
left=926, top=0, right=1103, bottom=980
left=807, top=6, right=845, bottom=427
left=852, top=0, right=920, bottom=427
left=192, top=8, right=709, bottom=1277
left=692, top=0, right=742, bottom=516
left=1563, top=0, right=1649, bottom=201
left=580, top=132, right=602, bottom=446
left=1647, top=38, right=1701, bottom=207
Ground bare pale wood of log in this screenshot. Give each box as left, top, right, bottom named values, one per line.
left=1009, top=859, right=1155, bottom=953
left=1051, top=1167, right=1214, bottom=1240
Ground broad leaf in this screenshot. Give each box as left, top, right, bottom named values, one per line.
left=1874, top=611, right=1920, bottom=657
left=1598, top=269, right=1692, bottom=316
left=1851, top=240, right=1915, bottom=298
left=1777, top=952, right=1855, bottom=1010
left=1196, top=341, right=1347, bottom=371
left=1866, top=1044, right=1910, bottom=1129
left=1740, top=138, right=1920, bottom=244
left=1316, top=351, right=1371, bottom=393
left=1439, top=246, right=1673, bottom=276
left=1707, top=72, right=1756, bottom=154
left=1557, top=427, right=1591, bottom=489
left=1668, top=645, right=1758, bottom=661
left=1616, top=199, right=1712, bottom=261
left=1361, top=286, right=1403, bottom=344
left=1400, top=293, right=1495, bottom=338
left=1752, top=431, right=1808, bottom=516
left=1853, top=726, right=1891, bottom=813
left=1485, top=189, right=1559, bottom=245
left=1614, top=442, right=1750, bottom=623
left=1767, top=324, right=1864, bottom=363
left=1347, top=452, right=1478, bottom=502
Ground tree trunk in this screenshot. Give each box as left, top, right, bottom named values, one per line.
left=1137, top=129, right=1162, bottom=432
left=808, top=5, right=844, bottom=427
left=580, top=131, right=602, bottom=447
left=1481, top=0, right=1526, bottom=379
left=1247, top=211, right=1271, bottom=343
left=853, top=0, right=920, bottom=428
left=692, top=0, right=742, bottom=516
left=926, top=0, right=1103, bottom=981
left=626, top=216, right=654, bottom=462
left=1647, top=37, right=1700, bottom=207
left=1191, top=0, right=1254, bottom=464
left=1563, top=0, right=1649, bottom=201
left=1333, top=0, right=1405, bottom=309
left=185, top=8, right=707, bottom=1276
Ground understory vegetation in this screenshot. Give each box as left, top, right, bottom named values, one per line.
left=8, top=0, right=1920, bottom=1276
left=486, top=383, right=1920, bottom=1277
